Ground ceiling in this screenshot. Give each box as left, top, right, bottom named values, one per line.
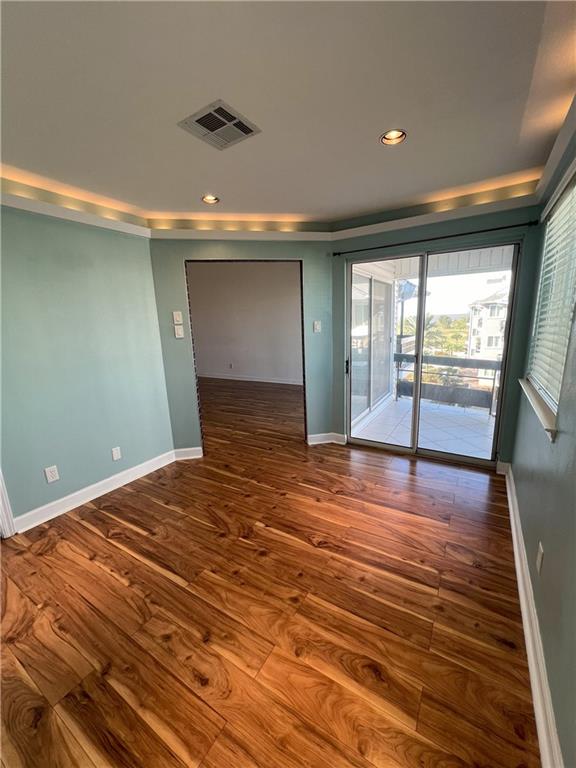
left=2, top=1, right=575, bottom=222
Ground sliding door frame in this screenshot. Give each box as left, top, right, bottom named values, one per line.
left=345, top=242, right=521, bottom=469
left=346, top=251, right=426, bottom=455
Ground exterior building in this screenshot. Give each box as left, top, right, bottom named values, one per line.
left=468, top=285, right=509, bottom=361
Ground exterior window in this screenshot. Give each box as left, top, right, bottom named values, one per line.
left=475, top=338, right=481, bottom=352
left=527, top=180, right=576, bottom=412
left=487, top=336, right=494, bottom=347
left=478, top=318, right=483, bottom=328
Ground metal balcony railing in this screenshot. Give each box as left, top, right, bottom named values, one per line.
left=394, top=353, right=501, bottom=411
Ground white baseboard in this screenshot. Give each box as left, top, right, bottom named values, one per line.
left=307, top=433, right=347, bottom=446
left=174, top=447, right=204, bottom=460
left=0, top=469, right=16, bottom=538
left=504, top=463, right=564, bottom=768
left=11, top=448, right=203, bottom=535
left=198, top=372, right=303, bottom=386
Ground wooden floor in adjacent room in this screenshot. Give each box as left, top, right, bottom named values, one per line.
left=1, top=377, right=539, bottom=767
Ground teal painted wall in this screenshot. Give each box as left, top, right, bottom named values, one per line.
left=511, top=205, right=576, bottom=763
left=150, top=239, right=334, bottom=447
left=331, top=206, right=543, bottom=462
left=1, top=207, right=173, bottom=517
left=513, top=338, right=576, bottom=766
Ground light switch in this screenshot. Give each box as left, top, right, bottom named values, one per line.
left=172, top=310, right=183, bottom=325
left=313, top=320, right=322, bottom=333
left=174, top=325, right=185, bottom=339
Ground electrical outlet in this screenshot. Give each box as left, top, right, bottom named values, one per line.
left=174, top=325, right=184, bottom=338
left=44, top=465, right=60, bottom=483
left=536, top=542, right=544, bottom=574
left=112, top=446, right=122, bottom=461
left=313, top=320, right=322, bottom=333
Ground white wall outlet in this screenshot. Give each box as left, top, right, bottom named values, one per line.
left=112, top=446, right=122, bottom=461
left=174, top=325, right=184, bottom=338
left=172, top=310, right=183, bottom=325
left=536, top=541, right=544, bottom=574
left=313, top=320, right=322, bottom=333
left=44, top=465, right=60, bottom=483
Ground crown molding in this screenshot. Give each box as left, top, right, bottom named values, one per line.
left=331, top=194, right=540, bottom=241
left=535, top=95, right=576, bottom=204
left=2, top=189, right=540, bottom=244
left=149, top=227, right=330, bottom=241
left=1, top=192, right=151, bottom=238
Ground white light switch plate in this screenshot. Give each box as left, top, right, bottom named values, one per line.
left=172, top=310, right=183, bottom=324
left=112, top=446, right=122, bottom=461
left=313, top=320, right=322, bottom=333
left=44, top=465, right=60, bottom=483
left=174, top=325, right=184, bottom=338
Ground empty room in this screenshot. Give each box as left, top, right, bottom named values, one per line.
left=1, top=2, right=575, bottom=768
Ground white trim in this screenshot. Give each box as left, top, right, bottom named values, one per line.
left=11, top=448, right=203, bottom=534
left=503, top=462, right=564, bottom=768
left=519, top=379, right=558, bottom=442
left=150, top=228, right=330, bottom=241
left=0, top=469, right=16, bottom=538
left=197, top=372, right=303, bottom=386
left=173, top=447, right=204, bottom=460
left=2, top=190, right=538, bottom=243
left=331, top=195, right=539, bottom=242
left=536, top=94, right=576, bottom=208
left=307, top=433, right=347, bottom=446
left=1, top=193, right=151, bottom=238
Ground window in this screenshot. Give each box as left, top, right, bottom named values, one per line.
left=489, top=305, right=498, bottom=317
left=478, top=318, right=483, bottom=328
left=487, top=336, right=494, bottom=347
left=475, top=338, right=481, bottom=352
left=528, top=180, right=576, bottom=412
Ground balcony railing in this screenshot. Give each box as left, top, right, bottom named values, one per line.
left=394, top=353, right=501, bottom=411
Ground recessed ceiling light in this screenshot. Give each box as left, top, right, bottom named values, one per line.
left=202, top=194, right=220, bottom=205
left=380, top=129, right=407, bottom=146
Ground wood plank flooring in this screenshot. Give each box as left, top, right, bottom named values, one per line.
left=1, top=377, right=540, bottom=767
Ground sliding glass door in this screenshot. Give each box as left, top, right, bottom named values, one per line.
left=348, top=245, right=516, bottom=463
left=350, top=256, right=423, bottom=448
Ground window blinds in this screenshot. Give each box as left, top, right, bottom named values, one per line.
left=527, top=180, right=576, bottom=412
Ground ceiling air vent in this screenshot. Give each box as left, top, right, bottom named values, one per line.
left=178, top=100, right=261, bottom=150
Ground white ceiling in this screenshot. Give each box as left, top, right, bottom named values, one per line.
left=2, top=1, right=575, bottom=220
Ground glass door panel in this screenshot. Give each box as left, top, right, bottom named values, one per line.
left=417, top=246, right=514, bottom=460
left=350, top=257, right=422, bottom=447
left=371, top=280, right=392, bottom=405
left=350, top=272, right=370, bottom=423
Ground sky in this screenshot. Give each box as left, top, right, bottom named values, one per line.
left=403, top=270, right=511, bottom=318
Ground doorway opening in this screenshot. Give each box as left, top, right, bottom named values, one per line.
left=185, top=260, right=307, bottom=450
left=348, top=245, right=516, bottom=464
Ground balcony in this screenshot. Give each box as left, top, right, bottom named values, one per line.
left=352, top=354, right=501, bottom=459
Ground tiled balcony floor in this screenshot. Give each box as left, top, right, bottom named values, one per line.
left=352, top=397, right=495, bottom=459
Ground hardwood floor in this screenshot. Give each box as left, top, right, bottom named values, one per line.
left=1, top=377, right=539, bottom=767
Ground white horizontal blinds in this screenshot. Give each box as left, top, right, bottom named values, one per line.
left=528, top=180, right=576, bottom=412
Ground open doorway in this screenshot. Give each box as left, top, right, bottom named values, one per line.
left=185, top=260, right=306, bottom=450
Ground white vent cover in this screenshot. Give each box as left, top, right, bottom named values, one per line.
left=178, top=100, right=261, bottom=150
